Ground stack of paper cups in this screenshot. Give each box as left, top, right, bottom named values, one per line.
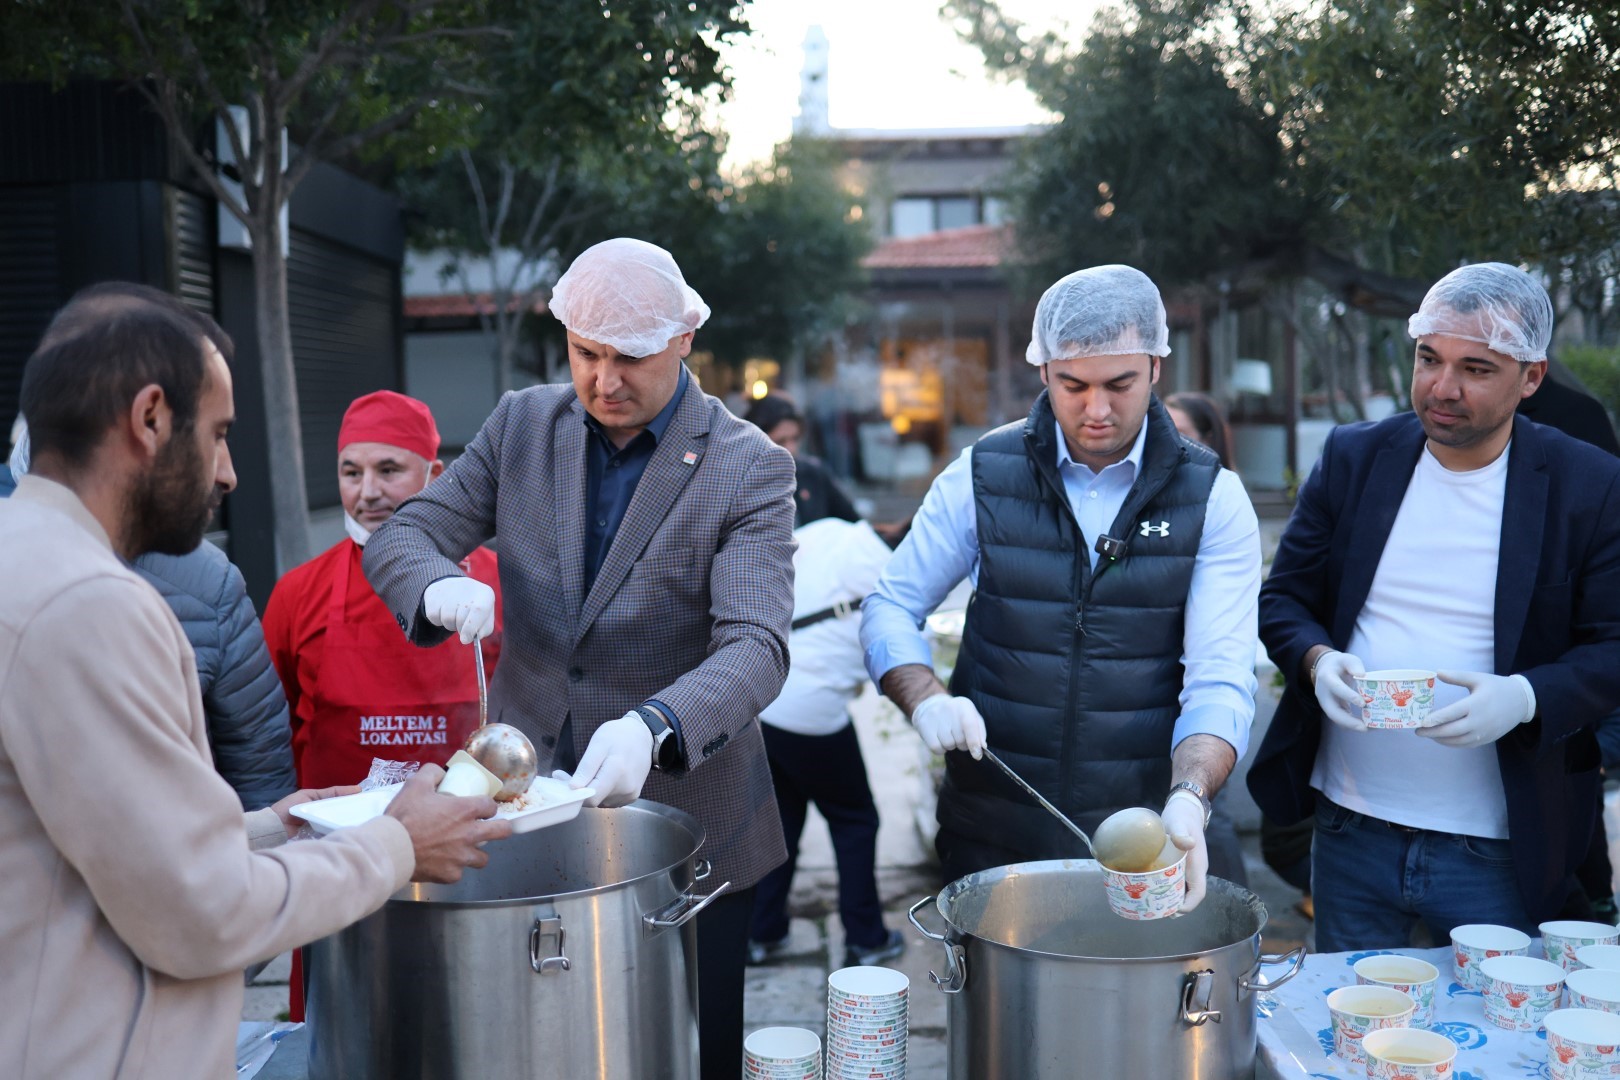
left=744, top=1027, right=821, bottom=1079
left=826, top=965, right=909, bottom=1078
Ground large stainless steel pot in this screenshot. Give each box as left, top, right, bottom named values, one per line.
left=305, top=801, right=724, bottom=1080
left=907, top=860, right=1304, bottom=1079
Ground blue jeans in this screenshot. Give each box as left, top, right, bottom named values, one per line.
left=1312, top=792, right=1533, bottom=953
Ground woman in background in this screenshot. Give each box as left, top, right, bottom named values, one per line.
left=1166, top=392, right=1235, bottom=470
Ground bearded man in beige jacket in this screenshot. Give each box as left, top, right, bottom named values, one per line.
left=0, top=283, right=511, bottom=1080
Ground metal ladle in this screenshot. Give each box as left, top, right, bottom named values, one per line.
left=982, top=748, right=1166, bottom=872
left=461, top=639, right=538, bottom=801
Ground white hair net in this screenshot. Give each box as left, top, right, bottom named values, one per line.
left=548, top=238, right=710, bottom=358
left=1406, top=262, right=1553, bottom=363
left=1026, top=264, right=1171, bottom=366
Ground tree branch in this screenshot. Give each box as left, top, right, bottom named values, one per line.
left=280, top=0, right=382, bottom=104
left=126, top=76, right=251, bottom=228
left=284, top=92, right=428, bottom=193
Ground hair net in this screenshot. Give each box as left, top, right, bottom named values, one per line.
left=1026, top=264, right=1171, bottom=366
left=548, top=238, right=710, bottom=358
left=1406, top=262, right=1553, bottom=363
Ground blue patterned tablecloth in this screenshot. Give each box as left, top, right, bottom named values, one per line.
left=1258, top=943, right=1560, bottom=1079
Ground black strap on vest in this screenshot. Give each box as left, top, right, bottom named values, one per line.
left=791, top=597, right=862, bottom=631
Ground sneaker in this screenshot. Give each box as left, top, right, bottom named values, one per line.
left=747, top=936, right=790, bottom=966
left=842, top=928, right=906, bottom=968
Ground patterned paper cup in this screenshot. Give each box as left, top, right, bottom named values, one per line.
left=1481, top=955, right=1566, bottom=1031
left=1355, top=669, right=1437, bottom=728
left=1363, top=1027, right=1459, bottom=1079
left=1565, top=968, right=1620, bottom=1014
left=1543, top=921, right=1620, bottom=972
left=1451, top=924, right=1532, bottom=990
left=744, top=1026, right=821, bottom=1078
left=1546, top=1008, right=1620, bottom=1079
left=1355, top=955, right=1441, bottom=1029
left=1575, top=944, right=1620, bottom=974
left=1326, top=985, right=1415, bottom=1066
left=1101, top=841, right=1187, bottom=920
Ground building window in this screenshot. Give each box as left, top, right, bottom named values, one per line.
left=888, top=194, right=1004, bottom=237
left=890, top=198, right=935, bottom=238
left=936, top=197, right=977, bottom=231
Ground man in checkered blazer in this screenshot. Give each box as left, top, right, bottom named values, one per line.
left=363, top=239, right=794, bottom=1078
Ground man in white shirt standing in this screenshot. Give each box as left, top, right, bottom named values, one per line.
left=1251, top=263, right=1620, bottom=949
left=749, top=517, right=905, bottom=968
left=860, top=265, right=1262, bottom=912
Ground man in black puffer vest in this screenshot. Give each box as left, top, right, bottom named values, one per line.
left=861, top=265, right=1262, bottom=912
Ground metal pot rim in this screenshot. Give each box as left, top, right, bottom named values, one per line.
left=934, top=859, right=1269, bottom=963
left=387, top=799, right=708, bottom=909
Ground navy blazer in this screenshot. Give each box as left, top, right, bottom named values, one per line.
left=1249, top=411, right=1620, bottom=921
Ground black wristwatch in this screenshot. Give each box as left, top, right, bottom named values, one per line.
left=635, top=706, right=681, bottom=771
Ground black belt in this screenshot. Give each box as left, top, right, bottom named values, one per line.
left=791, top=597, right=862, bottom=631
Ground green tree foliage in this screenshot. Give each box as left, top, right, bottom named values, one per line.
left=948, top=0, right=1620, bottom=302
left=393, top=0, right=750, bottom=391
left=949, top=0, right=1305, bottom=288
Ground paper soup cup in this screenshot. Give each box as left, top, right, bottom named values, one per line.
left=1542, top=921, right=1620, bottom=971
left=1565, top=968, right=1620, bottom=1014
left=1451, top=924, right=1532, bottom=990
left=1326, top=985, right=1415, bottom=1066
left=1355, top=669, right=1437, bottom=728
left=744, top=1026, right=821, bottom=1073
left=1355, top=955, right=1441, bottom=1029
left=1101, top=841, right=1187, bottom=921
left=1481, top=954, right=1566, bottom=1031
left=1575, top=944, right=1620, bottom=973
left=1363, top=1027, right=1459, bottom=1079
left=1546, top=1008, right=1620, bottom=1079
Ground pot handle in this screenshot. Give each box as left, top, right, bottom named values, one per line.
left=907, top=895, right=967, bottom=995
left=643, top=881, right=732, bottom=936
left=693, top=858, right=713, bottom=883
left=1239, top=946, right=1308, bottom=994
left=530, top=913, right=571, bottom=975
left=1181, top=969, right=1222, bottom=1026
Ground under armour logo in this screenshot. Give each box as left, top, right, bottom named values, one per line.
left=1139, top=520, right=1170, bottom=538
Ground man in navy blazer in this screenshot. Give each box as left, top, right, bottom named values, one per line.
left=1249, top=263, right=1620, bottom=950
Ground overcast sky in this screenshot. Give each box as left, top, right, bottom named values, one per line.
left=712, top=0, right=1105, bottom=168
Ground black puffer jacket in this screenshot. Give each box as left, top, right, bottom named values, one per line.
left=133, top=544, right=298, bottom=810
left=942, top=394, right=1221, bottom=855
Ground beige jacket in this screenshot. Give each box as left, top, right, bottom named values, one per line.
left=0, top=477, right=414, bottom=1079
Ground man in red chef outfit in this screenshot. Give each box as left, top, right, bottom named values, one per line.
left=265, top=390, right=503, bottom=789
left=263, top=390, right=503, bottom=1018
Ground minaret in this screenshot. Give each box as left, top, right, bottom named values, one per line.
left=794, top=24, right=830, bottom=136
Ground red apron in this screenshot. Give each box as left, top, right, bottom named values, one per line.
left=296, top=543, right=496, bottom=788
left=291, top=544, right=498, bottom=1021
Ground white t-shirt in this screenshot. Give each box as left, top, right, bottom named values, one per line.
left=761, top=519, right=893, bottom=736
left=1312, top=443, right=1512, bottom=838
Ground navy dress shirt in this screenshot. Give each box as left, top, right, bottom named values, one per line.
left=569, top=365, right=690, bottom=757
left=582, top=365, right=689, bottom=592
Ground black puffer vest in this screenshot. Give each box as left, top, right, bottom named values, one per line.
left=939, top=393, right=1221, bottom=857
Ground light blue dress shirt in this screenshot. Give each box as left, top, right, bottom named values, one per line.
left=860, top=417, right=1262, bottom=756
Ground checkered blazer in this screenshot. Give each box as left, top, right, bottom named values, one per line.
left=363, top=376, right=795, bottom=889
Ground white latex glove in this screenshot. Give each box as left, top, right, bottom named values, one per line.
left=1163, top=790, right=1209, bottom=914
left=1312, top=650, right=1367, bottom=731
left=423, top=576, right=496, bottom=644
left=911, top=694, right=987, bottom=760
left=555, top=713, right=654, bottom=809
left=1417, top=670, right=1536, bottom=749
